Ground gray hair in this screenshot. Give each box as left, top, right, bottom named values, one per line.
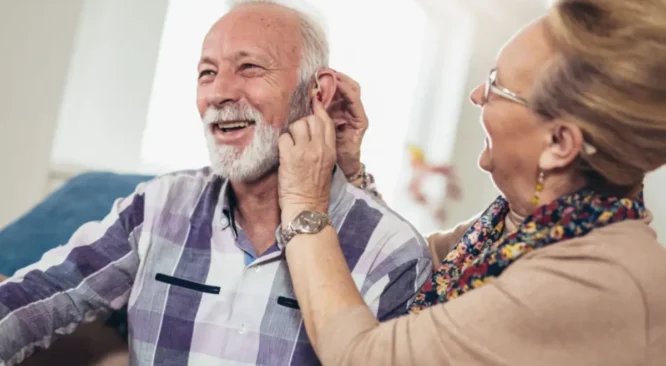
left=226, top=0, right=329, bottom=84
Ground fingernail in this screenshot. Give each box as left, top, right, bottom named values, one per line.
left=317, top=92, right=322, bottom=102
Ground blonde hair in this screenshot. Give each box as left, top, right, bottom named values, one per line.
left=531, top=0, right=666, bottom=190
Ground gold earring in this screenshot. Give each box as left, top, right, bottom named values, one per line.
left=531, top=171, right=545, bottom=205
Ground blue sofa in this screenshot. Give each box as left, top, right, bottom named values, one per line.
left=0, top=172, right=154, bottom=276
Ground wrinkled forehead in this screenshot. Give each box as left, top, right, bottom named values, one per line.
left=494, top=18, right=556, bottom=95
left=202, top=4, right=303, bottom=66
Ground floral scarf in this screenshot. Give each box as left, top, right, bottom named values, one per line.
left=409, top=188, right=646, bottom=313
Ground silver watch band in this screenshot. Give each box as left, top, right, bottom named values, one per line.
left=278, top=213, right=332, bottom=246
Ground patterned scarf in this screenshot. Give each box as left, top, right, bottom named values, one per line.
left=409, top=188, right=646, bottom=313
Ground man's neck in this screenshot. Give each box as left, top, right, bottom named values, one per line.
left=230, top=172, right=281, bottom=256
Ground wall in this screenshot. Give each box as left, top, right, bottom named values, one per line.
left=645, top=169, right=666, bottom=241
left=0, top=0, right=85, bottom=228
left=50, top=0, right=169, bottom=174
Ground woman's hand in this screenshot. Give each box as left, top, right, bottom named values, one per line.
left=278, top=89, right=338, bottom=223
left=328, top=72, right=368, bottom=177
left=279, top=91, right=367, bottom=350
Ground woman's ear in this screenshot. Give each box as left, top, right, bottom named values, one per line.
left=313, top=68, right=337, bottom=109
left=538, top=121, right=585, bottom=171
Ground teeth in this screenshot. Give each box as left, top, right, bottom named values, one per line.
left=217, top=121, right=250, bottom=129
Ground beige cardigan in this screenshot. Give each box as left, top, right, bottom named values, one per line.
left=319, top=214, right=666, bottom=366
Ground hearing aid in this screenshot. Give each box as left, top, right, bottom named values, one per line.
left=313, top=69, right=323, bottom=102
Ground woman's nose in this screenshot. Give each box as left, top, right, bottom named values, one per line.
left=470, top=83, right=485, bottom=106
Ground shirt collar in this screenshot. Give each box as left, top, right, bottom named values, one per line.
left=328, top=165, right=347, bottom=216
left=216, top=165, right=347, bottom=228
left=219, top=178, right=233, bottom=219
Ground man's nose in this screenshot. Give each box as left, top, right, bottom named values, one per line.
left=207, top=71, right=242, bottom=108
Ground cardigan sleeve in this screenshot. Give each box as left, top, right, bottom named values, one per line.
left=317, top=242, right=646, bottom=366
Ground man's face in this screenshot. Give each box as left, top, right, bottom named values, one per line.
left=196, top=4, right=309, bottom=181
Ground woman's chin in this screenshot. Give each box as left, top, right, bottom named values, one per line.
left=478, top=150, right=493, bottom=173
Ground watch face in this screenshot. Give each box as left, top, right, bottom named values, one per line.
left=297, top=211, right=324, bottom=233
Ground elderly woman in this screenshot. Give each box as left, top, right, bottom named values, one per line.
left=277, top=0, right=666, bottom=365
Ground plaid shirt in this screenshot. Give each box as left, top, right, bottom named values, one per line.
left=0, top=167, right=430, bottom=366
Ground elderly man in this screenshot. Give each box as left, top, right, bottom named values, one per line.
left=0, top=1, right=430, bottom=365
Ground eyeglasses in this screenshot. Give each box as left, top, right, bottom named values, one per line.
left=483, top=68, right=597, bottom=155
left=484, top=68, right=528, bottom=106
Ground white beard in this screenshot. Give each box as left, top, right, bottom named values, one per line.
left=203, top=104, right=286, bottom=182
left=202, top=81, right=311, bottom=182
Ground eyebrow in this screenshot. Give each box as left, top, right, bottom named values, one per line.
left=198, top=56, right=217, bottom=68
left=198, top=51, right=269, bottom=68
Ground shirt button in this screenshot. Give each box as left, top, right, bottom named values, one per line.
left=238, top=325, right=246, bottom=335
left=220, top=217, right=229, bottom=228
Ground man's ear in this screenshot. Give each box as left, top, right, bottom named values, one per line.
left=313, top=68, right=337, bottom=109
left=539, top=121, right=585, bottom=171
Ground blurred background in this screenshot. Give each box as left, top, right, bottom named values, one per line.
left=0, top=0, right=664, bottom=240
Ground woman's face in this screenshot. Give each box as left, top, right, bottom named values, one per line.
left=469, top=21, right=558, bottom=214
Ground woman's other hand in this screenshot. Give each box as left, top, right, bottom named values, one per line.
left=328, top=72, right=368, bottom=178
left=278, top=89, right=338, bottom=223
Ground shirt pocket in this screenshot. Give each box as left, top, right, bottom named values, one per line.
left=155, top=273, right=221, bottom=295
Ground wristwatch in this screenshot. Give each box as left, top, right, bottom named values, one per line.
left=279, top=210, right=332, bottom=245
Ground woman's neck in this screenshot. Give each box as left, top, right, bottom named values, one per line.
left=503, top=173, right=581, bottom=234
left=503, top=209, right=525, bottom=235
